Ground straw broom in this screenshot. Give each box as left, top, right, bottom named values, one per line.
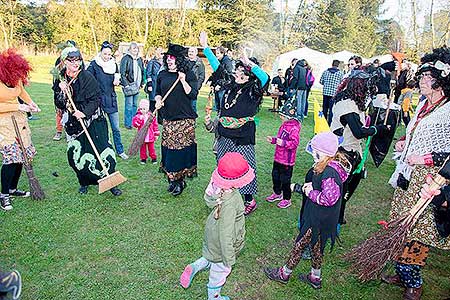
left=344, top=156, right=449, bottom=282
left=128, top=78, right=180, bottom=156
left=64, top=90, right=127, bottom=194
left=11, top=116, right=45, bottom=200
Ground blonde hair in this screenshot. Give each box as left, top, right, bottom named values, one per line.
left=313, top=152, right=349, bottom=174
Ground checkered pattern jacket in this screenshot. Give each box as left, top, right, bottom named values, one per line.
left=319, top=67, right=344, bottom=97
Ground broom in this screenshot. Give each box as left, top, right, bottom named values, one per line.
left=128, top=78, right=180, bottom=156
left=11, top=116, right=45, bottom=200
left=63, top=90, right=127, bottom=194
left=344, top=156, right=449, bottom=282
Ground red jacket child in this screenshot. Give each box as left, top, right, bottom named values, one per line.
left=132, top=99, right=160, bottom=163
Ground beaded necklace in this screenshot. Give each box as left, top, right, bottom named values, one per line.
left=223, top=88, right=243, bottom=110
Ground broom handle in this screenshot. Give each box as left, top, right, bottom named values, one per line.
left=11, top=116, right=30, bottom=166
left=403, top=155, right=450, bottom=225
left=140, top=77, right=180, bottom=129
left=64, top=90, right=110, bottom=176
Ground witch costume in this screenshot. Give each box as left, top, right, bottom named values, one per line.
left=53, top=47, right=120, bottom=195
left=203, top=47, right=269, bottom=215
left=157, top=44, right=198, bottom=196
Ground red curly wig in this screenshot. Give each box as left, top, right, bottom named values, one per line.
left=0, top=48, right=32, bottom=87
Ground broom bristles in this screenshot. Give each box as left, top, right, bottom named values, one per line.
left=25, top=165, right=45, bottom=200
left=127, top=114, right=154, bottom=156
left=344, top=215, right=411, bottom=281
left=98, top=171, right=127, bottom=194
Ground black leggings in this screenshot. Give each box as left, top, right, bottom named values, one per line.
left=1, top=163, right=23, bottom=194
left=272, top=161, right=294, bottom=200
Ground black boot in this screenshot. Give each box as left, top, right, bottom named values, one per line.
left=172, top=180, right=186, bottom=197
left=167, top=180, right=176, bottom=193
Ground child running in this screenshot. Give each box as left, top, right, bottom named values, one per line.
left=265, top=98, right=301, bottom=208
left=263, top=132, right=349, bottom=289
left=180, top=152, right=254, bottom=300
left=132, top=99, right=159, bottom=164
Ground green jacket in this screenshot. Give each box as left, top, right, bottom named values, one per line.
left=202, top=189, right=246, bottom=267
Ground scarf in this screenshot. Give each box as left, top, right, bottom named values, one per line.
left=389, top=98, right=450, bottom=187
left=94, top=54, right=117, bottom=75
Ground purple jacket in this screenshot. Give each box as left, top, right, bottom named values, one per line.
left=271, top=119, right=301, bottom=166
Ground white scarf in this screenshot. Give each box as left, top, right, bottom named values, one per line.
left=389, top=99, right=450, bottom=187
left=94, top=54, right=117, bottom=75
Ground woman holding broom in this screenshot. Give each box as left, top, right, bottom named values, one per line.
left=199, top=32, right=269, bottom=215
left=0, top=49, right=40, bottom=211
left=155, top=43, right=198, bottom=197
left=380, top=46, right=450, bottom=300
left=53, top=46, right=122, bottom=196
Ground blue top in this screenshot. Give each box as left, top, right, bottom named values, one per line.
left=203, top=47, right=268, bottom=86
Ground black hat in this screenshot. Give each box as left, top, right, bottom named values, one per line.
left=165, top=43, right=187, bottom=57
left=101, top=41, right=114, bottom=51
left=278, top=97, right=299, bottom=121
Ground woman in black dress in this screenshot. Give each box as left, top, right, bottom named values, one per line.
left=53, top=47, right=122, bottom=196
left=155, top=44, right=198, bottom=196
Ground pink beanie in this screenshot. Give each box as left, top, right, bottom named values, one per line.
left=310, top=132, right=339, bottom=157
left=212, top=152, right=255, bottom=189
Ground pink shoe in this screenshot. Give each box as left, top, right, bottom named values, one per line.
left=266, top=193, right=282, bottom=203
left=277, top=199, right=291, bottom=209
left=244, top=199, right=258, bottom=216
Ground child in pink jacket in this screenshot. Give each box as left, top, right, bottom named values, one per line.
left=266, top=98, right=301, bottom=208
left=132, top=99, right=159, bottom=164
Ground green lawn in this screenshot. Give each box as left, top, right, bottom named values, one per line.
left=1, top=57, right=449, bottom=300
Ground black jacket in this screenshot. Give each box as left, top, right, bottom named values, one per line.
left=120, top=54, right=144, bottom=87
left=87, top=60, right=119, bottom=114
left=290, top=60, right=307, bottom=90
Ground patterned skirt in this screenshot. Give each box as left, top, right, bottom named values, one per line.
left=0, top=111, right=36, bottom=165
left=67, top=117, right=116, bottom=186
left=161, top=119, right=197, bottom=181
left=216, top=136, right=257, bottom=195
left=390, top=165, right=450, bottom=250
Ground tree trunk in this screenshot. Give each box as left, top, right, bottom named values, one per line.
left=411, top=0, right=418, bottom=50
left=84, top=0, right=98, bottom=53
left=430, top=0, right=435, bottom=49
left=0, top=13, right=9, bottom=48
left=144, top=0, right=149, bottom=46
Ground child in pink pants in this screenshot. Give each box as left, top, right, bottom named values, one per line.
left=132, top=99, right=159, bottom=164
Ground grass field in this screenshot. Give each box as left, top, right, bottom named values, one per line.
left=1, top=57, right=449, bottom=300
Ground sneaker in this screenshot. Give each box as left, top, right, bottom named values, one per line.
left=277, top=199, right=292, bottom=209
left=0, top=195, right=13, bottom=211
left=110, top=187, right=122, bottom=196
left=266, top=193, right=282, bottom=203
left=140, top=159, right=147, bottom=165
left=151, top=159, right=157, bottom=164
left=0, top=270, right=21, bottom=299
left=53, top=132, right=62, bottom=141
left=244, top=199, right=257, bottom=216
left=263, top=267, right=290, bottom=284
left=298, top=273, right=322, bottom=289
left=79, top=186, right=88, bottom=194
left=9, top=190, right=30, bottom=198
left=118, top=152, right=129, bottom=160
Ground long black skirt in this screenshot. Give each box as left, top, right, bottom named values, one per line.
left=67, top=118, right=116, bottom=186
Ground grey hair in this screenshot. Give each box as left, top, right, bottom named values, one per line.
left=129, top=42, right=139, bottom=51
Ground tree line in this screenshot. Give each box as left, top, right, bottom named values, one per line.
left=0, top=0, right=448, bottom=64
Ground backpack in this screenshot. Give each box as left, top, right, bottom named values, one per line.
left=306, top=69, right=315, bottom=88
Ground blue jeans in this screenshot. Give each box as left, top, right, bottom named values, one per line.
left=107, top=112, right=124, bottom=155
left=124, top=93, right=139, bottom=128
left=296, top=90, right=307, bottom=121
left=192, top=99, right=197, bottom=112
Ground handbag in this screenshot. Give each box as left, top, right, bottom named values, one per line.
left=122, top=82, right=140, bottom=96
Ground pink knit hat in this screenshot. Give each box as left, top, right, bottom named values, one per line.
left=307, top=132, right=339, bottom=157
left=212, top=152, right=255, bottom=189
left=139, top=99, right=149, bottom=110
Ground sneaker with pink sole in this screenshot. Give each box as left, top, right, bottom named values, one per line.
left=244, top=199, right=257, bottom=216
left=277, top=199, right=292, bottom=209
left=266, top=193, right=282, bottom=202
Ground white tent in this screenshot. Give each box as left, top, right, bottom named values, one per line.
left=271, top=47, right=332, bottom=89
